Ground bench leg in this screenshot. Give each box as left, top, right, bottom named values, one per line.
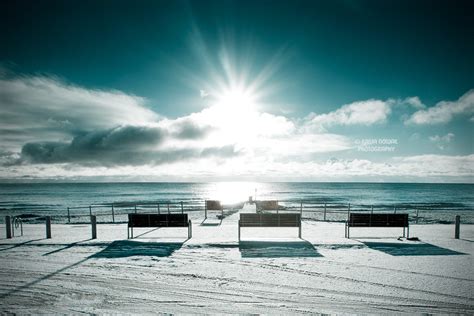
left=238, top=220, right=240, bottom=242
left=298, top=222, right=302, bottom=239
left=407, top=225, right=409, bottom=238
left=188, top=220, right=192, bottom=238
left=131, top=226, right=133, bottom=239
left=403, top=226, right=406, bottom=238
left=127, top=227, right=129, bottom=239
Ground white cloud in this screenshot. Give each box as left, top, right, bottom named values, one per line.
left=429, top=133, right=455, bottom=150
left=305, top=99, right=392, bottom=131
left=1, top=72, right=472, bottom=181
left=3, top=154, right=472, bottom=182
left=1, top=73, right=352, bottom=170
left=406, top=89, right=474, bottom=125
left=200, top=89, right=209, bottom=98
left=0, top=75, right=159, bottom=150
left=403, top=96, right=425, bottom=109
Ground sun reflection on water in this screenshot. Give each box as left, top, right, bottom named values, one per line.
left=207, top=182, right=258, bottom=205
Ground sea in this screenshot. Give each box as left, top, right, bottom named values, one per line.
left=0, top=182, right=473, bottom=224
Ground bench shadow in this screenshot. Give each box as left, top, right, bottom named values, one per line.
left=42, top=238, right=93, bottom=256
left=132, top=227, right=160, bottom=238
left=200, top=218, right=222, bottom=226
left=0, top=238, right=45, bottom=252
left=239, top=240, right=322, bottom=258
left=362, top=241, right=466, bottom=256
left=91, top=240, right=185, bottom=259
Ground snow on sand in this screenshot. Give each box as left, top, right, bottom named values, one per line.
left=1, top=204, right=473, bottom=314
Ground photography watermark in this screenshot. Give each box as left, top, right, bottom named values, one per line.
left=354, top=138, right=398, bottom=152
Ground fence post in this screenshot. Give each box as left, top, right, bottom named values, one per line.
left=455, top=215, right=460, bottom=239
left=111, top=204, right=115, bottom=223
left=91, top=215, right=97, bottom=239
left=89, top=206, right=92, bottom=217
left=347, top=203, right=351, bottom=220
left=394, top=206, right=396, bottom=214
left=134, top=205, right=137, bottom=214
left=46, top=216, right=51, bottom=239
left=181, top=201, right=184, bottom=214
left=324, top=203, right=327, bottom=221
left=5, top=216, right=12, bottom=239
left=300, top=202, right=303, bottom=215
left=157, top=203, right=160, bottom=214
left=371, top=205, right=373, bottom=215
left=67, top=207, right=70, bottom=223
left=168, top=203, right=170, bottom=214
left=416, top=209, right=419, bottom=224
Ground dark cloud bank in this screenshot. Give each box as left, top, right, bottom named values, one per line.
left=14, top=125, right=235, bottom=166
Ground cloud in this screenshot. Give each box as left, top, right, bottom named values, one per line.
left=429, top=133, right=455, bottom=150
left=0, top=74, right=159, bottom=150
left=15, top=125, right=237, bottom=166
left=403, top=96, right=425, bottom=109
left=305, top=99, right=392, bottom=131
left=200, top=89, right=209, bottom=98
left=1, top=71, right=472, bottom=181
left=406, top=89, right=474, bottom=125
left=3, top=153, right=472, bottom=182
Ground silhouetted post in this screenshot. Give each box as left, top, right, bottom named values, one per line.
left=89, top=206, right=92, bottom=217
left=455, top=215, right=460, bottom=239
left=298, top=218, right=302, bottom=238
left=300, top=202, right=302, bottom=215
left=371, top=205, right=373, bottom=215
left=134, top=205, right=137, bottom=214
left=167, top=203, right=170, bottom=214
left=416, top=209, right=419, bottom=224
left=181, top=201, right=184, bottom=214
left=157, top=203, right=160, bottom=214
left=347, top=203, right=351, bottom=220
left=394, top=206, right=397, bottom=214
left=67, top=207, right=70, bottom=223
left=111, top=204, right=115, bottom=223
left=46, top=216, right=51, bottom=239
left=91, top=215, right=97, bottom=239
left=324, top=203, right=327, bottom=221
left=5, top=216, right=12, bottom=239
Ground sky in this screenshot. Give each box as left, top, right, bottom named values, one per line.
left=0, top=0, right=473, bottom=182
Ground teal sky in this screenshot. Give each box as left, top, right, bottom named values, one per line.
left=0, top=0, right=473, bottom=182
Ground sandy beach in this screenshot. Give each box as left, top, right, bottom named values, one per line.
left=0, top=203, right=473, bottom=314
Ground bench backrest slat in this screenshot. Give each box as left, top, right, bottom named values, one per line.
left=240, top=213, right=300, bottom=227
left=348, top=213, right=408, bottom=227
left=257, top=200, right=279, bottom=210
left=129, top=213, right=189, bottom=227
left=206, top=200, right=223, bottom=210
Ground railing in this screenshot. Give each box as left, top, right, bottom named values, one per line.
left=2, top=200, right=470, bottom=225
left=65, top=201, right=202, bottom=224
left=261, top=202, right=425, bottom=224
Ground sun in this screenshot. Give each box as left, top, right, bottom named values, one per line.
left=214, top=86, right=257, bottom=115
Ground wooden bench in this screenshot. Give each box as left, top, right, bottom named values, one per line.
left=205, top=200, right=224, bottom=219
left=256, top=200, right=280, bottom=213
left=238, top=213, right=302, bottom=241
left=345, top=213, right=409, bottom=238
left=128, top=214, right=192, bottom=239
